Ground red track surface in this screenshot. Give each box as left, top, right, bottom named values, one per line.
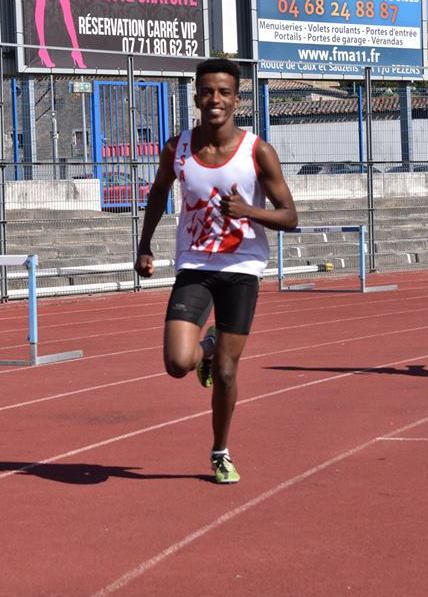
left=1, top=271, right=428, bottom=596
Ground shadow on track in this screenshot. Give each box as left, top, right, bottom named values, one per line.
left=265, top=364, right=428, bottom=377
left=0, top=462, right=213, bottom=484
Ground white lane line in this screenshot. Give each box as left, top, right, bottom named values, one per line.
left=0, top=282, right=405, bottom=322
left=1, top=322, right=427, bottom=410
left=256, top=304, right=428, bottom=321
left=0, top=298, right=168, bottom=322
left=2, top=288, right=428, bottom=335
left=247, top=323, right=428, bottom=363
left=2, top=278, right=428, bottom=332
left=377, top=437, right=428, bottom=441
left=252, top=310, right=428, bottom=336
left=0, top=292, right=303, bottom=323
left=1, top=352, right=428, bottom=479
left=0, top=408, right=209, bottom=480
left=2, top=304, right=428, bottom=376
left=2, top=300, right=426, bottom=354
left=91, top=414, right=428, bottom=596
left=0, top=325, right=164, bottom=352
left=0, top=371, right=167, bottom=413
left=0, top=344, right=163, bottom=376
left=0, top=309, right=166, bottom=334
left=0, top=284, right=307, bottom=323
left=2, top=317, right=428, bottom=376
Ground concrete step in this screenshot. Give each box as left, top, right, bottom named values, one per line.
left=7, top=209, right=177, bottom=223
left=296, top=197, right=428, bottom=211
left=375, top=238, right=428, bottom=251
left=4, top=204, right=428, bottom=290
left=373, top=228, right=428, bottom=240
left=7, top=223, right=176, bottom=238
left=298, top=207, right=428, bottom=220
left=374, top=251, right=428, bottom=267
left=284, top=244, right=360, bottom=259
left=8, top=205, right=428, bottom=223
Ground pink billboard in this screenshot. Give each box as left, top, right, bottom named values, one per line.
left=16, top=0, right=207, bottom=74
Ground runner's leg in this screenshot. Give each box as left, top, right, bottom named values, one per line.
left=163, top=320, right=204, bottom=378
left=163, top=271, right=213, bottom=378
left=211, top=331, right=248, bottom=450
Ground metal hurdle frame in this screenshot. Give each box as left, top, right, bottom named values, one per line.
left=278, top=225, right=398, bottom=293
left=0, top=255, right=83, bottom=366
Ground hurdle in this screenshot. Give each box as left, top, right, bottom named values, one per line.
left=0, top=255, right=84, bottom=366
left=278, top=225, right=398, bottom=293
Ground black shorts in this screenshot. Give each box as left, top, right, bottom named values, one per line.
left=165, top=269, right=260, bottom=335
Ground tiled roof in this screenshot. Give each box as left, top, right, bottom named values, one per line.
left=236, top=94, right=428, bottom=120
left=240, top=79, right=321, bottom=92
left=239, top=78, right=348, bottom=98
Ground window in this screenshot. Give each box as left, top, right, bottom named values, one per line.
left=137, top=127, right=152, bottom=142
left=10, top=132, right=24, bottom=148
left=73, top=129, right=90, bottom=146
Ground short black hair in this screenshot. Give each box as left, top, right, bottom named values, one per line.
left=195, top=58, right=240, bottom=92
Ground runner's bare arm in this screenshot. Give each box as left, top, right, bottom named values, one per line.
left=220, top=139, right=298, bottom=231
left=135, top=137, right=178, bottom=277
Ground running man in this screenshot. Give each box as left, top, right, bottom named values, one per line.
left=135, top=58, right=298, bottom=484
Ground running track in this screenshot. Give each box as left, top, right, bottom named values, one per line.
left=1, top=271, right=427, bottom=596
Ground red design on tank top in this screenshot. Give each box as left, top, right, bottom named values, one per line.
left=184, top=187, right=255, bottom=253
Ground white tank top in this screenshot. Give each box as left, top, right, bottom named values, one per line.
left=173, top=129, right=269, bottom=277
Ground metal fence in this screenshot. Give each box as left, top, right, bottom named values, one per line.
left=1, top=50, right=428, bottom=301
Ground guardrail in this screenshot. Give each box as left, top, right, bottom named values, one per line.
left=0, top=255, right=83, bottom=366
left=278, top=226, right=397, bottom=293
left=4, top=259, right=321, bottom=299
left=5, top=259, right=176, bottom=299
left=4, top=227, right=397, bottom=299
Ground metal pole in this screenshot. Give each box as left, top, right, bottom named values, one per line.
left=11, top=79, right=21, bottom=180
left=251, top=61, right=259, bottom=136
left=127, top=55, right=140, bottom=291
left=364, top=67, right=376, bottom=272
left=359, top=225, right=366, bottom=292
left=171, top=93, right=177, bottom=136
left=277, top=231, right=284, bottom=291
left=160, top=82, right=172, bottom=214
left=0, top=46, right=8, bottom=301
left=259, top=79, right=270, bottom=142
left=178, top=77, right=192, bottom=132
left=50, top=74, right=59, bottom=179
left=357, top=85, right=364, bottom=172
left=26, top=256, right=38, bottom=346
left=81, top=76, right=88, bottom=165
left=26, top=255, right=39, bottom=364
left=22, top=78, right=36, bottom=180
left=399, top=83, right=413, bottom=172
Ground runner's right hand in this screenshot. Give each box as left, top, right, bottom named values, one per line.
left=135, top=253, right=154, bottom=277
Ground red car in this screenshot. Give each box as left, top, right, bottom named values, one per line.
left=102, top=173, right=151, bottom=207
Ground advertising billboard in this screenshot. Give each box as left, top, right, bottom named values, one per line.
left=15, top=0, right=208, bottom=75
left=257, top=0, right=425, bottom=79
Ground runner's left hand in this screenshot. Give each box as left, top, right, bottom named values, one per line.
left=220, top=184, right=250, bottom=219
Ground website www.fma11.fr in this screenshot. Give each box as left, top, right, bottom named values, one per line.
left=298, top=46, right=380, bottom=63
left=260, top=50, right=422, bottom=76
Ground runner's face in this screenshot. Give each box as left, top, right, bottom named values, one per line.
left=195, top=72, right=240, bottom=127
